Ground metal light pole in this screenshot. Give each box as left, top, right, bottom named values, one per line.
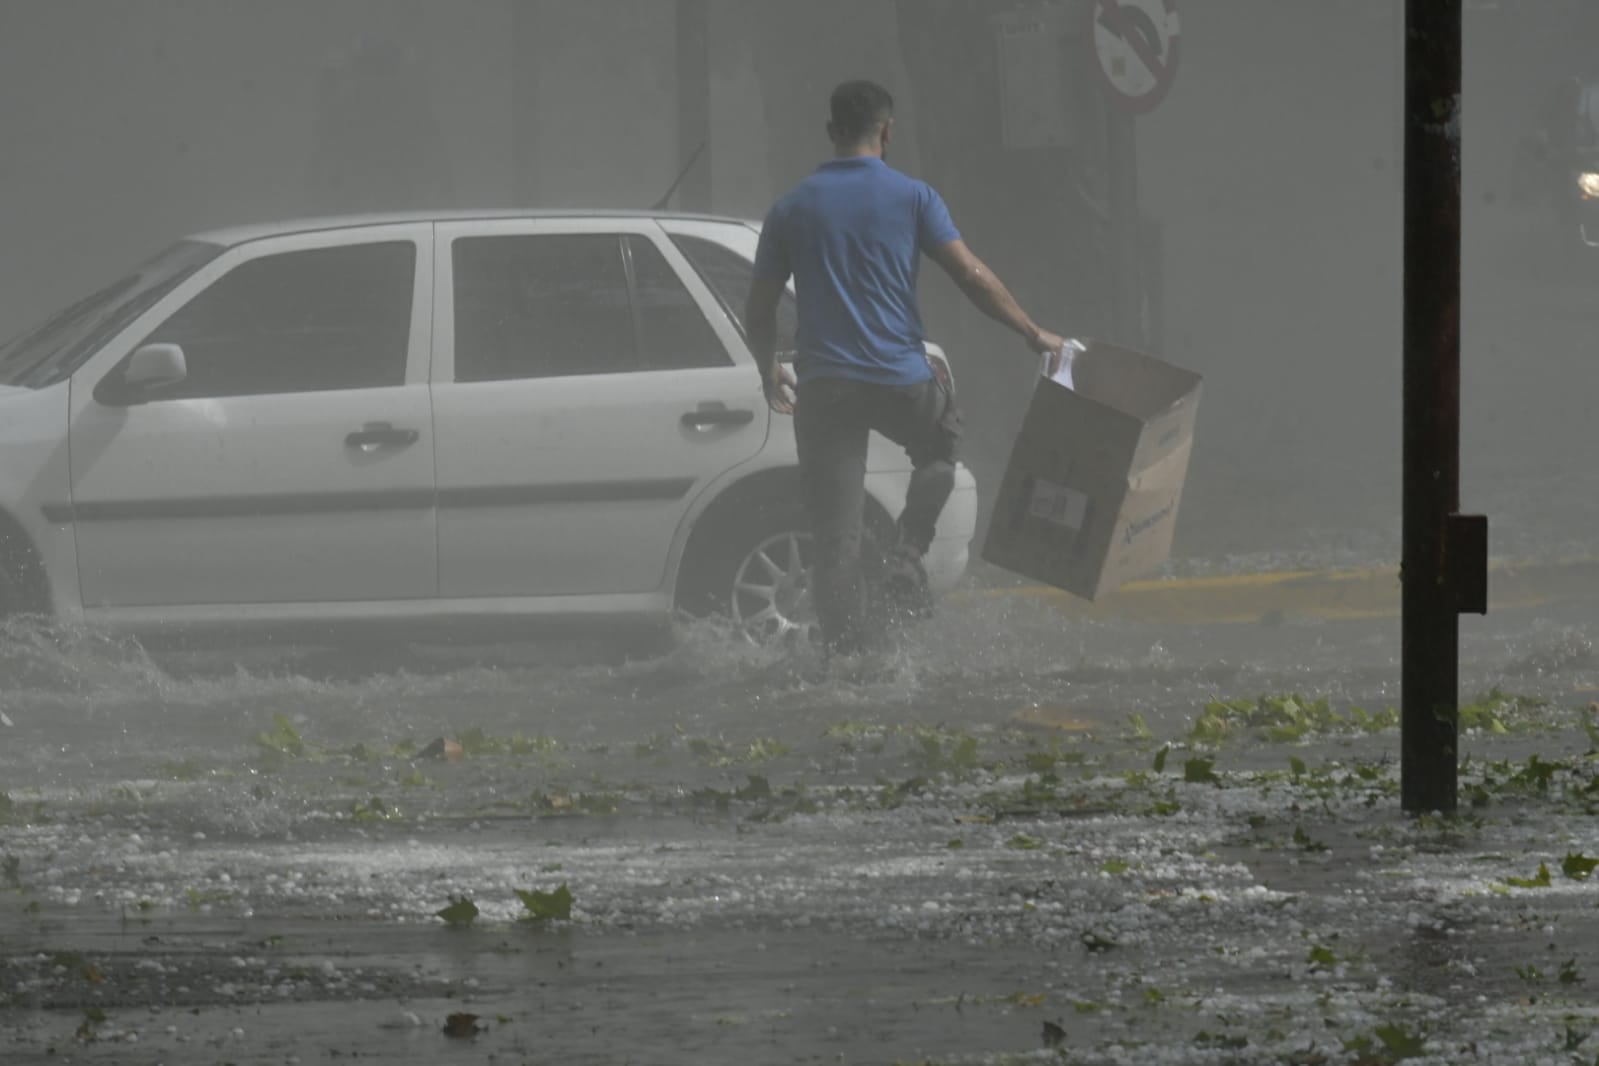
left=1401, top=0, right=1488, bottom=815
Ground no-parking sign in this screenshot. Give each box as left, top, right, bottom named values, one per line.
left=1092, top=0, right=1181, bottom=115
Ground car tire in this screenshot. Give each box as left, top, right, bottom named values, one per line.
left=0, top=564, right=24, bottom=621
left=678, top=498, right=816, bottom=645
left=678, top=498, right=893, bottom=647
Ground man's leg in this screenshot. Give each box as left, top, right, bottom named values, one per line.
left=865, top=376, right=961, bottom=620
left=794, top=379, right=872, bottom=655
left=872, top=376, right=961, bottom=556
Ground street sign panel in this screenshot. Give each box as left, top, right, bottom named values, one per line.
left=1092, top=0, right=1181, bottom=114
left=994, top=6, right=1077, bottom=150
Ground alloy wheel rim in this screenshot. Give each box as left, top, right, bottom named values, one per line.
left=729, top=531, right=817, bottom=645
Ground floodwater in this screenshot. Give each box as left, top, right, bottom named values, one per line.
left=3, top=585, right=1599, bottom=1064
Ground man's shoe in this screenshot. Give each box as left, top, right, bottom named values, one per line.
left=879, top=545, right=935, bottom=622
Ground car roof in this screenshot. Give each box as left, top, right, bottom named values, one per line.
left=190, top=209, right=760, bottom=248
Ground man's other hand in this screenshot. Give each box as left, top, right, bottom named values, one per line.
left=764, top=363, right=797, bottom=415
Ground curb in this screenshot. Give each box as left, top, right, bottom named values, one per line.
left=961, top=558, right=1599, bottom=626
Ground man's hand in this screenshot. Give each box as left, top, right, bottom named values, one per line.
left=764, top=363, right=797, bottom=416
left=745, top=273, right=791, bottom=412
left=1029, top=328, right=1066, bottom=358
left=1029, top=329, right=1072, bottom=377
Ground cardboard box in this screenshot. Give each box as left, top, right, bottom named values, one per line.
left=982, top=341, right=1202, bottom=600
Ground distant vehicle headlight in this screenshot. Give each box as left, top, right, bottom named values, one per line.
left=1579, top=172, right=1599, bottom=198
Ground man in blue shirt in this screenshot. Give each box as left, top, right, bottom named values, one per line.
left=746, top=79, right=1063, bottom=656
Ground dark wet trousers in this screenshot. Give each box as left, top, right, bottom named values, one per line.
left=794, top=374, right=961, bottom=656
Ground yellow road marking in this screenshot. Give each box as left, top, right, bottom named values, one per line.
left=960, top=558, right=1599, bottom=625
left=1010, top=706, right=1103, bottom=732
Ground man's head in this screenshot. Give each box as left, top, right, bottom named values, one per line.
left=828, top=80, right=895, bottom=157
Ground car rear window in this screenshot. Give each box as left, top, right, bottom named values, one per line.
left=669, top=233, right=798, bottom=358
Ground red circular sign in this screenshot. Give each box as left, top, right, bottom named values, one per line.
left=1092, top=0, right=1182, bottom=115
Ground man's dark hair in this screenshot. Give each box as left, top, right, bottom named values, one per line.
left=829, top=80, right=895, bottom=145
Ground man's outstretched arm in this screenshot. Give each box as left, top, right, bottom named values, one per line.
left=928, top=239, right=1064, bottom=356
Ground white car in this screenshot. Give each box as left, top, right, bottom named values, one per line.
left=0, top=211, right=977, bottom=643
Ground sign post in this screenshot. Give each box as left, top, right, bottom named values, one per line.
left=1090, top=0, right=1180, bottom=349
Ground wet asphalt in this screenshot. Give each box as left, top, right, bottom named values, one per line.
left=2, top=583, right=1598, bottom=1064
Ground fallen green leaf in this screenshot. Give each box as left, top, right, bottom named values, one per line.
left=1374, top=1022, right=1426, bottom=1059
left=253, top=714, right=308, bottom=759
left=1504, top=862, right=1552, bottom=889
left=1183, top=757, right=1218, bottom=784
left=1292, top=826, right=1328, bottom=853
left=1004, top=990, right=1047, bottom=1007
left=435, top=897, right=479, bottom=927
left=1563, top=852, right=1599, bottom=881
left=1341, top=1034, right=1374, bottom=1056
left=1307, top=944, right=1338, bottom=968
left=514, top=884, right=573, bottom=922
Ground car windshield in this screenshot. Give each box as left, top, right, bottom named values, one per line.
left=0, top=239, right=224, bottom=389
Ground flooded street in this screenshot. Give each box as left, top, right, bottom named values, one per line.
left=4, top=578, right=1599, bottom=1064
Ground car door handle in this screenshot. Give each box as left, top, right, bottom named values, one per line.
left=681, top=403, right=755, bottom=430
left=345, top=422, right=419, bottom=450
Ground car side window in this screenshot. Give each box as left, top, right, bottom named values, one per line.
left=625, top=237, right=732, bottom=371
left=669, top=233, right=799, bottom=357
left=453, top=235, right=636, bottom=382
left=142, top=242, right=415, bottom=399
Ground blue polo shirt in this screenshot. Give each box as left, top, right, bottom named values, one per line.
left=753, top=156, right=960, bottom=387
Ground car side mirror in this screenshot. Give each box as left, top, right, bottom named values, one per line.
left=96, top=343, right=188, bottom=406
left=126, top=343, right=188, bottom=391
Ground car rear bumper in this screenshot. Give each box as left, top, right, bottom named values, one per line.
left=925, top=465, right=978, bottom=594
